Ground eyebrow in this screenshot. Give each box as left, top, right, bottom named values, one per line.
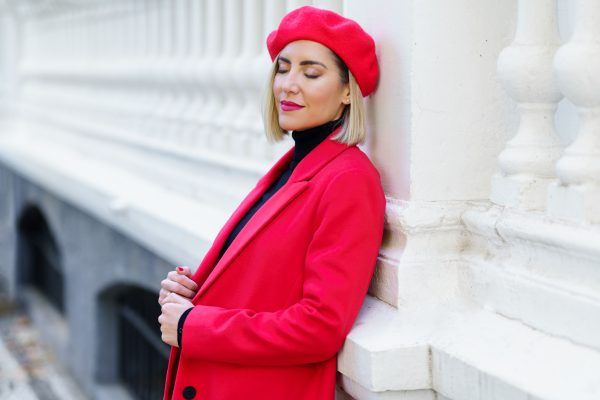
left=277, top=56, right=328, bottom=69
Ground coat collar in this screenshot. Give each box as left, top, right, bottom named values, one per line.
left=258, top=125, right=350, bottom=185
left=192, top=126, right=352, bottom=300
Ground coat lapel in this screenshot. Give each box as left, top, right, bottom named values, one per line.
left=192, top=127, right=352, bottom=301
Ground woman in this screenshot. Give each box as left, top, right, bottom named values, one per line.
left=158, top=6, right=385, bottom=400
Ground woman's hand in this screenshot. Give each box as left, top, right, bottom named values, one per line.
left=158, top=292, right=194, bottom=347
left=159, top=266, right=199, bottom=306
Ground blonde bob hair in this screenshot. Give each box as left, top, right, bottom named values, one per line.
left=261, top=49, right=367, bottom=146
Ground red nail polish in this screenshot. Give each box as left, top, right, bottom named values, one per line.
left=177, top=266, right=183, bottom=272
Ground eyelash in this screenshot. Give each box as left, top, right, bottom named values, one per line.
left=276, top=69, right=319, bottom=79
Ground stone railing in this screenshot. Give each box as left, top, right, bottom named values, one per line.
left=0, top=0, right=344, bottom=267
left=454, top=0, right=600, bottom=398
left=468, top=0, right=600, bottom=349
left=492, top=0, right=600, bottom=222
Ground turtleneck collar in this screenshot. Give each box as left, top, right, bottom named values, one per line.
left=289, top=116, right=345, bottom=169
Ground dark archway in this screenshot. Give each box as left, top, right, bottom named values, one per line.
left=16, top=204, right=64, bottom=313
left=97, top=284, right=169, bottom=400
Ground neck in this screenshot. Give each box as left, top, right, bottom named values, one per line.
left=291, top=116, right=345, bottom=140
left=289, top=116, right=345, bottom=167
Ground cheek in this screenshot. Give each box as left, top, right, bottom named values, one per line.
left=306, top=89, right=335, bottom=108
left=273, top=76, right=285, bottom=92
left=306, top=80, right=340, bottom=103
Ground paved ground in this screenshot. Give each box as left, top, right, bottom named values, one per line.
left=0, top=303, right=88, bottom=400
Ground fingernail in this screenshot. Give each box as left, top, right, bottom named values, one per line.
left=177, top=266, right=183, bottom=272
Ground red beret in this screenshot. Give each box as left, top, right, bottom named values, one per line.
left=266, top=6, right=379, bottom=97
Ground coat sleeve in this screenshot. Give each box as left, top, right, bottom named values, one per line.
left=181, top=168, right=386, bottom=366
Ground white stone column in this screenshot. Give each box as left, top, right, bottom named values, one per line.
left=491, top=0, right=563, bottom=211
left=547, top=0, right=600, bottom=223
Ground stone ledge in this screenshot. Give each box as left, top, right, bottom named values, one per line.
left=0, top=132, right=230, bottom=267
left=462, top=204, right=600, bottom=351
left=462, top=204, right=600, bottom=263
left=339, top=296, right=600, bottom=400
left=464, top=254, right=600, bottom=351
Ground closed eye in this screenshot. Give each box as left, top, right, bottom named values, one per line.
left=276, top=69, right=319, bottom=79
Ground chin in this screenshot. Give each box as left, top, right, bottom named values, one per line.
left=279, top=119, right=299, bottom=132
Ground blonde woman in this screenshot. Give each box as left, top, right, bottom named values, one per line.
left=158, top=6, right=384, bottom=400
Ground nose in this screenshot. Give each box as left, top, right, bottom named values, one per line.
left=281, top=70, right=300, bottom=94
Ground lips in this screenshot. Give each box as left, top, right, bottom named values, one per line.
left=281, top=100, right=305, bottom=111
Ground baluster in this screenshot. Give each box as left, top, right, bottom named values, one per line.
left=229, top=0, right=263, bottom=158
left=169, top=0, right=191, bottom=142
left=259, top=0, right=287, bottom=161
left=194, top=0, right=223, bottom=149
left=212, top=0, right=242, bottom=153
left=89, top=4, right=100, bottom=61
left=136, top=0, right=161, bottom=139
left=490, top=0, right=563, bottom=211
left=547, top=0, right=600, bottom=223
left=180, top=0, right=207, bottom=146
left=136, top=0, right=147, bottom=57
left=123, top=2, right=135, bottom=58
left=155, top=0, right=176, bottom=142
left=312, top=0, right=343, bottom=11
left=159, top=0, right=173, bottom=58
left=143, top=0, right=170, bottom=139
left=125, top=0, right=148, bottom=139
left=286, top=0, right=311, bottom=9
left=147, top=0, right=160, bottom=59
left=188, top=0, right=205, bottom=59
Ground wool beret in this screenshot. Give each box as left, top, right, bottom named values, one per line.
left=266, top=6, right=379, bottom=97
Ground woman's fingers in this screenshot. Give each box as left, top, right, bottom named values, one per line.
left=166, top=270, right=199, bottom=292
left=158, top=266, right=198, bottom=306
left=158, top=288, right=171, bottom=305
left=176, top=266, right=192, bottom=277
left=160, top=279, right=196, bottom=299
left=158, top=288, right=173, bottom=305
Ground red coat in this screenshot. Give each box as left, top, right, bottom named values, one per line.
left=163, top=128, right=386, bottom=400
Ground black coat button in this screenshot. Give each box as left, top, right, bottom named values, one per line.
left=182, top=386, right=196, bottom=399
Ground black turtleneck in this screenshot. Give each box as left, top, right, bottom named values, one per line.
left=218, top=115, right=345, bottom=259
left=289, top=116, right=345, bottom=170
left=176, top=115, right=345, bottom=349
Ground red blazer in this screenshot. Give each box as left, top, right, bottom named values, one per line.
left=163, top=128, right=386, bottom=400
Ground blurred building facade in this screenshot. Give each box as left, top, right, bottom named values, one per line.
left=0, top=0, right=599, bottom=399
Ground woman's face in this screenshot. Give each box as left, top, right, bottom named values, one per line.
left=273, top=40, right=350, bottom=132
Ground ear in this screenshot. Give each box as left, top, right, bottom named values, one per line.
left=341, top=84, right=351, bottom=104
left=344, top=83, right=351, bottom=98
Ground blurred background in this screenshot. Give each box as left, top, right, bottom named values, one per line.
left=1, top=1, right=599, bottom=400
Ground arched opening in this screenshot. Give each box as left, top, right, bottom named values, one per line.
left=16, top=204, right=64, bottom=313
left=97, top=284, right=169, bottom=400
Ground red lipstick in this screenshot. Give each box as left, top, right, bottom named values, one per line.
left=281, top=100, right=305, bottom=111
